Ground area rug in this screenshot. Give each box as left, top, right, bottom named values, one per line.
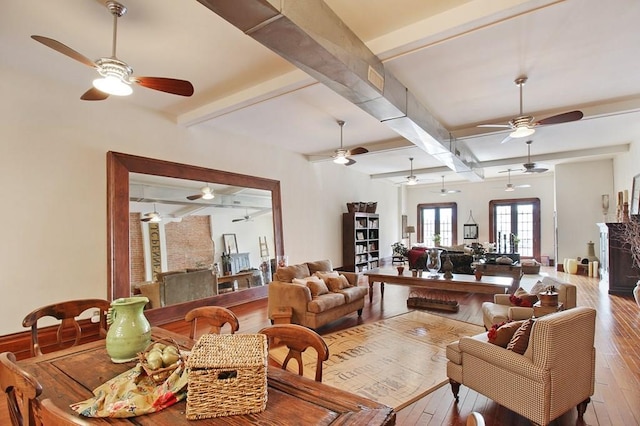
left=269, top=311, right=484, bottom=411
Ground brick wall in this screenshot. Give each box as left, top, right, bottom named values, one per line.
left=130, top=213, right=145, bottom=284
left=165, top=216, right=214, bottom=270
left=129, top=215, right=214, bottom=283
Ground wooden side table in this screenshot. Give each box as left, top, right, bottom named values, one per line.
left=533, top=301, right=563, bottom=318
left=272, top=306, right=293, bottom=325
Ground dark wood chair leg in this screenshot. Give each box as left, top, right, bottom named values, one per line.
left=449, top=379, right=460, bottom=402
left=577, top=397, right=591, bottom=417
left=357, top=308, right=363, bottom=316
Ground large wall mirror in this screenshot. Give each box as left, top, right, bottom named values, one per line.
left=107, top=152, right=284, bottom=324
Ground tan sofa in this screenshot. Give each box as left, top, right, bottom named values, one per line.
left=137, top=269, right=218, bottom=309
left=481, top=276, right=577, bottom=329
left=447, top=307, right=596, bottom=426
left=267, top=259, right=368, bottom=329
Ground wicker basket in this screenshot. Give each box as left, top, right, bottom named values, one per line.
left=138, top=338, right=184, bottom=384
left=186, top=334, right=268, bottom=419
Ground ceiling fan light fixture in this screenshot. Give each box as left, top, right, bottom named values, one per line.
left=509, top=126, right=535, bottom=138
left=406, top=157, right=418, bottom=185
left=149, top=214, right=161, bottom=223
left=93, top=76, right=132, bottom=96
left=505, top=184, right=515, bottom=192
left=333, top=150, right=349, bottom=164
left=201, top=186, right=214, bottom=200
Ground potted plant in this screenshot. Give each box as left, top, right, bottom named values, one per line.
left=391, top=242, right=408, bottom=257
left=433, top=234, right=441, bottom=246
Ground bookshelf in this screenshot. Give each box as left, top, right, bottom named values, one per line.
left=342, top=212, right=380, bottom=272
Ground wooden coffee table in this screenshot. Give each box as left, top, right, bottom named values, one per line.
left=364, top=268, right=515, bottom=303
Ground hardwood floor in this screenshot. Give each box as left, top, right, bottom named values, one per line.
left=4, top=267, right=639, bottom=425
left=162, top=267, right=640, bottom=425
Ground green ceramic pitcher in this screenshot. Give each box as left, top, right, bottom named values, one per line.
left=105, top=296, right=151, bottom=363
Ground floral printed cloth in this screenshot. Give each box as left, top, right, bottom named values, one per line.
left=71, top=362, right=188, bottom=418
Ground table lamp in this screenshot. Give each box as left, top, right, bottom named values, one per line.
left=405, top=225, right=415, bottom=248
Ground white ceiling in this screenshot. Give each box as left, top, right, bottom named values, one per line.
left=5, top=0, right=640, bottom=187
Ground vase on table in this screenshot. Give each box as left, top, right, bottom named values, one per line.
left=106, top=296, right=152, bottom=363
left=426, top=248, right=442, bottom=278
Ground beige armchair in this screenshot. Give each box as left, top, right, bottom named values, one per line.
left=481, top=276, right=577, bottom=329
left=447, top=306, right=596, bottom=426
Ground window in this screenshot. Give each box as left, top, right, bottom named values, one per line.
left=417, top=203, right=458, bottom=246
left=489, top=198, right=540, bottom=259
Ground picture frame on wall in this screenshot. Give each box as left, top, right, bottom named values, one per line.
left=223, top=233, right=238, bottom=254
left=463, top=224, right=479, bottom=240
left=632, top=173, right=640, bottom=215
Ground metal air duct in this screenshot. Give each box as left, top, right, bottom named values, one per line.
left=197, top=0, right=483, bottom=181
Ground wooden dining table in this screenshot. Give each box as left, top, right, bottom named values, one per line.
left=19, top=327, right=395, bottom=425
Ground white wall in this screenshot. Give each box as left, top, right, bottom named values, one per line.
left=555, top=159, right=614, bottom=263
left=613, top=140, right=640, bottom=211
left=405, top=173, right=556, bottom=259
left=0, top=67, right=397, bottom=334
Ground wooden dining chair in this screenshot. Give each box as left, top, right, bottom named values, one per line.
left=0, top=352, right=42, bottom=426
left=259, top=324, right=329, bottom=382
left=39, top=398, right=89, bottom=426
left=22, top=299, right=111, bottom=356
left=184, top=306, right=240, bottom=339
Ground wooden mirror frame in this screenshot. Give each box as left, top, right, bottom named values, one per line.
left=107, top=151, right=284, bottom=325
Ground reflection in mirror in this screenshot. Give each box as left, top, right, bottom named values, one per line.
left=129, top=174, right=276, bottom=309
left=107, top=152, right=284, bottom=325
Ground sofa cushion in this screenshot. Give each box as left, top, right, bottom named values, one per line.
left=326, top=275, right=351, bottom=292
left=315, top=270, right=340, bottom=284
left=337, top=285, right=368, bottom=303
left=307, top=292, right=345, bottom=314
left=513, top=287, right=538, bottom=305
left=506, top=318, right=535, bottom=354
left=529, top=280, right=546, bottom=295
left=274, top=263, right=311, bottom=282
left=293, top=276, right=329, bottom=296
left=488, top=320, right=526, bottom=347
left=306, top=259, right=333, bottom=274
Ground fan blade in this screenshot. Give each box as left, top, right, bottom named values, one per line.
left=134, top=77, right=194, bottom=97
left=516, top=184, right=532, bottom=188
left=347, top=147, right=368, bottom=156
left=477, top=124, right=511, bottom=128
left=536, top=110, right=583, bottom=126
left=232, top=218, right=244, bottom=222
left=140, top=217, right=151, bottom=222
left=500, top=134, right=513, bottom=144
left=80, top=87, right=109, bottom=101
left=523, top=163, right=548, bottom=174
left=344, top=158, right=356, bottom=166
left=186, top=194, right=203, bottom=201
left=31, top=35, right=97, bottom=68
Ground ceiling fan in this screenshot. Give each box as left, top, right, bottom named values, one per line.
left=522, top=140, right=549, bottom=173
left=432, top=175, right=461, bottom=195
left=232, top=210, right=252, bottom=223
left=31, top=1, right=194, bottom=101
left=406, top=157, right=418, bottom=185
left=332, top=120, right=368, bottom=166
left=498, top=169, right=531, bottom=191
left=186, top=184, right=215, bottom=201
left=478, top=76, right=583, bottom=144
left=140, top=204, right=161, bottom=222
